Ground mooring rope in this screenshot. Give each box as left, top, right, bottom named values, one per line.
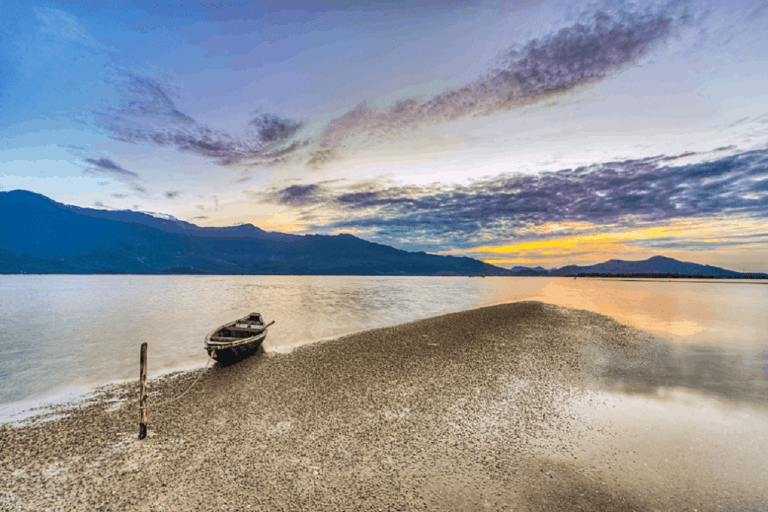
left=151, top=356, right=213, bottom=407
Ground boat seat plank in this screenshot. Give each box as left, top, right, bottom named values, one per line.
left=230, top=324, right=266, bottom=332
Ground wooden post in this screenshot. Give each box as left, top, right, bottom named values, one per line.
left=139, top=342, right=148, bottom=440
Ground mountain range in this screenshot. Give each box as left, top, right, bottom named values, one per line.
left=0, top=190, right=505, bottom=275
left=1, top=190, right=765, bottom=278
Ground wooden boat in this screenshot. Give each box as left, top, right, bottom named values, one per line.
left=204, top=313, right=275, bottom=362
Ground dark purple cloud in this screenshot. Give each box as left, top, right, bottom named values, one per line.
left=317, top=5, right=676, bottom=160
left=266, top=149, right=768, bottom=249
left=249, top=114, right=302, bottom=144
left=502, top=9, right=672, bottom=95
left=276, top=184, right=325, bottom=206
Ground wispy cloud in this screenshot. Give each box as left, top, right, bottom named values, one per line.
left=82, top=157, right=148, bottom=196
left=83, top=157, right=140, bottom=179
left=315, top=4, right=678, bottom=163
left=35, top=7, right=113, bottom=51
left=94, top=4, right=680, bottom=171
left=97, top=75, right=305, bottom=166
left=306, top=148, right=343, bottom=170
left=113, top=75, right=196, bottom=125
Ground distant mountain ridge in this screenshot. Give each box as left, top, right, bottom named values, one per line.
left=0, top=190, right=509, bottom=275
left=1, top=190, right=764, bottom=277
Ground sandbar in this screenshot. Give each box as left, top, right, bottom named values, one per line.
left=2, top=301, right=766, bottom=511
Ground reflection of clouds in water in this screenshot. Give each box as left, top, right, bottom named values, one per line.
left=666, top=319, right=705, bottom=337
left=537, top=279, right=712, bottom=339
left=534, top=278, right=768, bottom=350
left=596, top=341, right=768, bottom=406
left=759, top=350, right=768, bottom=381
left=592, top=290, right=708, bottom=340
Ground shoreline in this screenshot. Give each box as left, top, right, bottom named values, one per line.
left=2, top=301, right=766, bottom=511
left=0, top=298, right=538, bottom=425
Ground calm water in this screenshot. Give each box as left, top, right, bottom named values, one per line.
left=1, top=275, right=767, bottom=417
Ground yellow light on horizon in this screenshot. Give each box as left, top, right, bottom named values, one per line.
left=445, top=225, right=683, bottom=255
left=252, top=211, right=306, bottom=234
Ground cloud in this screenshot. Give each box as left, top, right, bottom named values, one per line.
left=165, top=190, right=181, bottom=199
left=35, top=7, right=112, bottom=51
left=466, top=219, right=768, bottom=269
left=114, top=75, right=196, bottom=125
left=307, top=148, right=343, bottom=169
left=82, top=156, right=149, bottom=197
left=254, top=181, right=341, bottom=209
left=263, top=148, right=768, bottom=250
left=95, top=4, right=678, bottom=171
left=83, top=157, right=140, bottom=179
left=316, top=4, right=677, bottom=163
left=502, top=8, right=673, bottom=94
left=630, top=234, right=768, bottom=252
left=747, top=2, right=768, bottom=21
left=97, top=75, right=304, bottom=166
left=276, top=184, right=326, bottom=206
left=248, top=114, right=302, bottom=144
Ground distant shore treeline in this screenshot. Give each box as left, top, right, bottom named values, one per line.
left=575, top=273, right=768, bottom=279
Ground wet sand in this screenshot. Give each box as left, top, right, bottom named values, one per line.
left=2, top=301, right=766, bottom=511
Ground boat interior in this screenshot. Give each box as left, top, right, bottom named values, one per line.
left=210, top=314, right=266, bottom=342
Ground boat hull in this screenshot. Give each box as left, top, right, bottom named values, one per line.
left=204, top=313, right=273, bottom=363
left=206, top=334, right=265, bottom=362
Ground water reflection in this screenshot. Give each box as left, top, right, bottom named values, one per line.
left=538, top=279, right=718, bottom=343
left=1, top=275, right=767, bottom=408
left=597, top=342, right=768, bottom=405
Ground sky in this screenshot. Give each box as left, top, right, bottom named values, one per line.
left=2, top=0, right=768, bottom=271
